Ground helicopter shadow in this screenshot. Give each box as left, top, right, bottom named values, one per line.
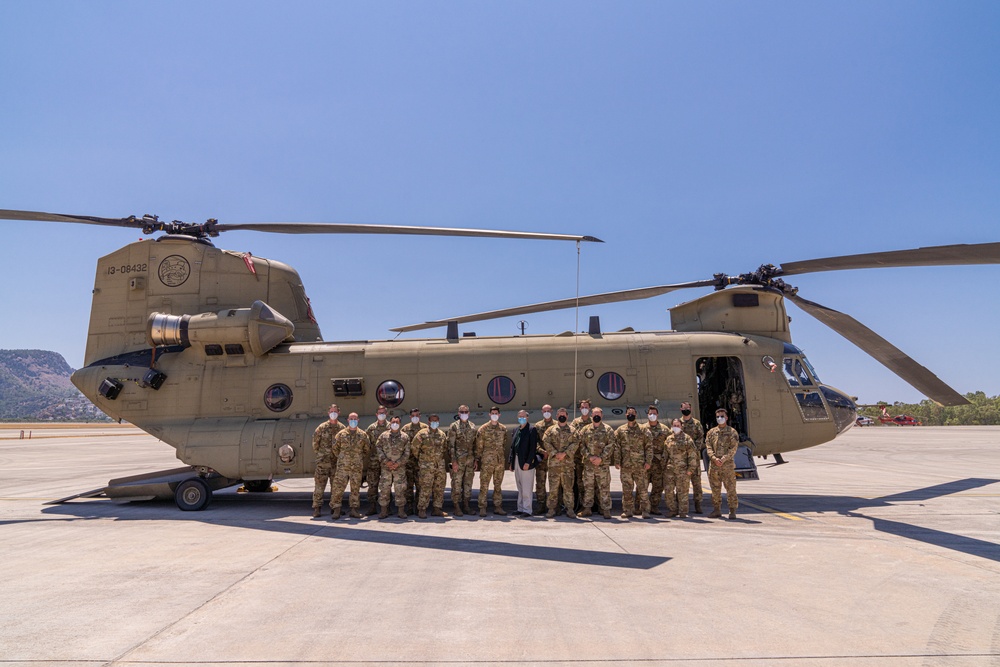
left=747, top=477, right=1000, bottom=563
left=39, top=493, right=670, bottom=571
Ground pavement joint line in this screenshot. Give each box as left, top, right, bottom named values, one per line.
left=107, top=522, right=330, bottom=666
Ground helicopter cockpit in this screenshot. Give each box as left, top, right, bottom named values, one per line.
left=778, top=344, right=856, bottom=433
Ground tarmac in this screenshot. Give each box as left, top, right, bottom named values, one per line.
left=1, top=424, right=999, bottom=666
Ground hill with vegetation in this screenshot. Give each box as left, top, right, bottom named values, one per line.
left=0, top=349, right=110, bottom=422
left=858, top=392, right=1000, bottom=426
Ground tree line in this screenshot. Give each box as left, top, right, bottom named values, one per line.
left=858, top=392, right=1000, bottom=426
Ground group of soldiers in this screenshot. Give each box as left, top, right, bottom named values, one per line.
left=311, top=398, right=741, bottom=521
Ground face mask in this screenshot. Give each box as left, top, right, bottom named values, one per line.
left=377, top=413, right=386, bottom=421
left=647, top=414, right=657, bottom=422
left=349, top=420, right=359, bottom=428
left=329, top=412, right=338, bottom=421
left=518, top=417, right=527, bottom=425
left=580, top=408, right=590, bottom=416
left=593, top=415, right=602, bottom=423
left=681, top=409, right=692, bottom=417
left=626, top=414, right=635, bottom=422
left=717, top=416, right=726, bottom=425
left=411, top=416, right=420, bottom=424
left=490, top=414, right=500, bottom=422
left=390, top=423, right=400, bottom=431
left=459, top=413, right=469, bottom=422
left=558, top=415, right=567, bottom=423
left=672, top=426, right=682, bottom=435
left=429, top=421, right=439, bottom=429
left=542, top=411, right=552, bottom=420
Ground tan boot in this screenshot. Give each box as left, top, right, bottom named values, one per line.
left=330, top=507, right=341, bottom=520
left=349, top=509, right=362, bottom=519
left=494, top=506, right=507, bottom=516
left=566, top=509, right=577, bottom=519
left=418, top=509, right=427, bottom=519
left=366, top=503, right=378, bottom=516
left=479, top=506, right=487, bottom=517
left=579, top=509, right=592, bottom=517
left=709, top=507, right=722, bottom=518
left=453, top=504, right=464, bottom=517
left=397, top=509, right=407, bottom=519
left=729, top=509, right=737, bottom=520
left=378, top=507, right=389, bottom=519
left=432, top=508, right=445, bottom=517
left=312, top=507, right=321, bottom=518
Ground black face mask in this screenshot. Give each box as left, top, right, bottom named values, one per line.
left=626, top=414, right=636, bottom=422
left=593, top=415, right=602, bottom=423
left=558, top=415, right=567, bottom=423
left=681, top=409, right=691, bottom=416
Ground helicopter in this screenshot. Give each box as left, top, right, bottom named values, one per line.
left=3, top=208, right=996, bottom=511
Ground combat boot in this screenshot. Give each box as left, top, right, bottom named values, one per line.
left=579, top=508, right=592, bottom=517
left=418, top=509, right=427, bottom=519
left=650, top=507, right=662, bottom=515
left=728, top=509, right=737, bottom=520
left=349, top=509, right=362, bottom=519
left=331, top=507, right=341, bottom=520
left=366, top=503, right=378, bottom=516
left=678, top=512, right=688, bottom=518
left=566, top=509, right=577, bottom=519
left=453, top=504, right=464, bottom=517
left=432, top=508, right=445, bottom=517
left=479, top=506, right=487, bottom=517
left=602, top=510, right=612, bottom=519
left=462, top=501, right=473, bottom=515
left=695, top=500, right=703, bottom=514
left=494, top=506, right=507, bottom=516
left=545, top=510, right=556, bottom=519
left=378, top=507, right=389, bottom=519
left=641, top=511, right=650, bottom=519
left=621, top=512, right=633, bottom=519
left=312, top=507, right=321, bottom=518
left=708, top=507, right=722, bottom=518
left=397, top=509, right=407, bottom=519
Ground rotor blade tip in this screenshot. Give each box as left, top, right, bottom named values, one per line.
left=582, top=235, right=605, bottom=243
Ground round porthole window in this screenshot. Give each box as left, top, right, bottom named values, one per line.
left=264, top=383, right=293, bottom=412
left=597, top=372, right=626, bottom=401
left=486, top=375, right=516, bottom=405
left=376, top=380, right=405, bottom=409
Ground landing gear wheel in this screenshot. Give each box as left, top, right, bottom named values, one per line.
left=243, top=479, right=272, bottom=493
left=175, top=478, right=212, bottom=511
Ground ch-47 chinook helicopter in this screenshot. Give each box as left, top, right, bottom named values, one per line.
left=4, top=208, right=996, bottom=511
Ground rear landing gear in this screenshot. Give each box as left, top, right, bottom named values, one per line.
left=175, top=477, right=212, bottom=511
left=243, top=479, right=273, bottom=493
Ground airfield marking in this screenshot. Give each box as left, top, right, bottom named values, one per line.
left=740, top=499, right=805, bottom=521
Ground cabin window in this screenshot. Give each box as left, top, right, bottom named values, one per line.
left=795, top=392, right=829, bottom=421
left=264, top=384, right=293, bottom=412
left=597, top=372, right=626, bottom=400
left=487, top=376, right=516, bottom=405
left=376, top=380, right=405, bottom=409
left=782, top=357, right=813, bottom=387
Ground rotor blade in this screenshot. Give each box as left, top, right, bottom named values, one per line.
left=391, top=280, right=716, bottom=332
left=0, top=208, right=143, bottom=228
left=216, top=222, right=603, bottom=243
left=779, top=242, right=1000, bottom=276
left=785, top=293, right=968, bottom=407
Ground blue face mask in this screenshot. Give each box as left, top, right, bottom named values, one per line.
left=348, top=419, right=358, bottom=428
left=429, top=421, right=440, bottom=429
left=518, top=417, right=527, bottom=425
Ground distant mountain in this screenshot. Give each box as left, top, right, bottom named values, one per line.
left=0, top=350, right=110, bottom=421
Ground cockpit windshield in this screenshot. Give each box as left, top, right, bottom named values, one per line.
left=782, top=357, right=813, bottom=387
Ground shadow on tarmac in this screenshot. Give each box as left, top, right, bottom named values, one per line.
left=36, top=492, right=671, bottom=570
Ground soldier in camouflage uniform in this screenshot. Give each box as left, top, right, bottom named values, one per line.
left=533, top=405, right=557, bottom=513
left=664, top=418, right=699, bottom=518
left=376, top=416, right=411, bottom=519
left=311, top=404, right=347, bottom=517
left=448, top=405, right=477, bottom=517
left=412, top=414, right=449, bottom=518
left=401, top=407, right=428, bottom=513
left=475, top=406, right=509, bottom=516
left=364, top=406, right=391, bottom=515
left=570, top=399, right=593, bottom=511
left=614, top=406, right=652, bottom=519
left=643, top=405, right=670, bottom=515
left=543, top=408, right=578, bottom=519
left=706, top=407, right=740, bottom=519
left=577, top=407, right=615, bottom=519
left=680, top=400, right=706, bottom=514
left=329, top=413, right=370, bottom=519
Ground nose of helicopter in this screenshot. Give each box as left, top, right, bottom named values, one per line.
left=820, top=385, right=858, bottom=434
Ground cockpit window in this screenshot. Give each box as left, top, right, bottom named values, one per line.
left=782, top=357, right=813, bottom=387
left=800, top=356, right=821, bottom=384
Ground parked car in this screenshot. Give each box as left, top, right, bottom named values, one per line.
left=856, top=415, right=874, bottom=426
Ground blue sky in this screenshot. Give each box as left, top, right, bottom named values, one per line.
left=1, top=2, right=998, bottom=405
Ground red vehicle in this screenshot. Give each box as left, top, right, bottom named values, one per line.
left=878, top=412, right=922, bottom=426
